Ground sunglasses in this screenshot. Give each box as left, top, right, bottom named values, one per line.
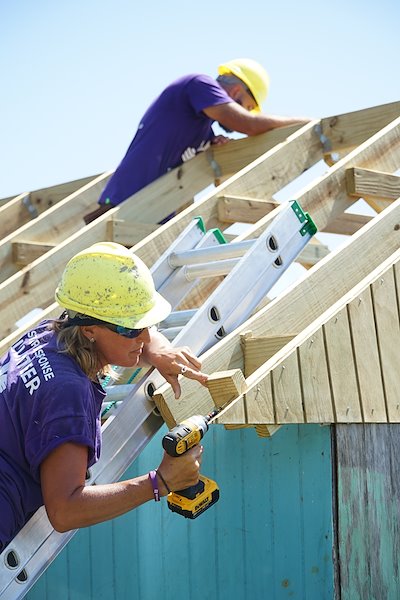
left=101, top=323, right=147, bottom=339
left=63, top=313, right=146, bottom=339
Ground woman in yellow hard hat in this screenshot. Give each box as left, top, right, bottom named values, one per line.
left=85, top=58, right=310, bottom=224
left=0, top=242, right=207, bottom=552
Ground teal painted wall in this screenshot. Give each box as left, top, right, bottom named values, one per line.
left=27, top=424, right=334, bottom=600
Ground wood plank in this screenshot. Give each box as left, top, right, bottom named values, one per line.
left=0, top=173, right=112, bottom=284
left=323, top=308, right=362, bottom=422
left=320, top=101, right=400, bottom=155
left=12, top=241, right=56, bottom=266
left=0, top=175, right=100, bottom=239
left=212, top=123, right=303, bottom=175
left=107, top=219, right=159, bottom=245
left=217, top=196, right=279, bottom=224
left=300, top=238, right=330, bottom=269
left=346, top=167, right=400, bottom=212
left=335, top=424, right=400, bottom=599
left=0, top=302, right=60, bottom=356
left=298, top=327, right=334, bottom=422
left=347, top=288, right=387, bottom=422
left=206, top=369, right=247, bottom=410
left=371, top=265, right=400, bottom=422
left=244, top=372, right=275, bottom=424
left=322, top=212, right=372, bottom=235
left=241, top=332, right=295, bottom=375
left=272, top=351, right=304, bottom=423
left=116, top=126, right=309, bottom=229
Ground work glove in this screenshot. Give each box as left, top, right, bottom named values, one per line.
left=181, top=140, right=210, bottom=162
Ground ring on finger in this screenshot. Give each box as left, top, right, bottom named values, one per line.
left=180, top=365, right=188, bottom=375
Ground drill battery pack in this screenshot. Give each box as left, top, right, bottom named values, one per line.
left=167, top=475, right=220, bottom=519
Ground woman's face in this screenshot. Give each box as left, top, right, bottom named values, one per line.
left=87, top=325, right=151, bottom=368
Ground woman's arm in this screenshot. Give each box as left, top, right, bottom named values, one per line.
left=41, top=441, right=202, bottom=532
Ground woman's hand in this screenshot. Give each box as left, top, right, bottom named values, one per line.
left=157, top=446, right=203, bottom=494
left=140, top=329, right=208, bottom=398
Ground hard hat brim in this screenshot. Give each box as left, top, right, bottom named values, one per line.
left=55, top=289, right=172, bottom=330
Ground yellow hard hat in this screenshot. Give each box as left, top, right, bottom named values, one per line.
left=218, top=58, right=269, bottom=112
left=55, top=242, right=171, bottom=328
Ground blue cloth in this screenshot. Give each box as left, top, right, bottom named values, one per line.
left=0, top=322, right=105, bottom=551
left=98, top=73, right=232, bottom=207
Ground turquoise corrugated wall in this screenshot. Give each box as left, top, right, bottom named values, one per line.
left=26, top=424, right=334, bottom=600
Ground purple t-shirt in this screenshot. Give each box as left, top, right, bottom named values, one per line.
left=0, top=321, right=105, bottom=552
left=98, top=73, right=232, bottom=207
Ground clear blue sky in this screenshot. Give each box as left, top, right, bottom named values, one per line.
left=1, top=0, right=399, bottom=199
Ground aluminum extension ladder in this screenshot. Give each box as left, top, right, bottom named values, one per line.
left=0, top=200, right=316, bottom=599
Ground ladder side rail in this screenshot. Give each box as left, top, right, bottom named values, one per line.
left=150, top=217, right=206, bottom=288
left=158, top=229, right=227, bottom=307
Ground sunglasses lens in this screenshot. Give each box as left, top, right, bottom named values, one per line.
left=115, top=326, right=144, bottom=338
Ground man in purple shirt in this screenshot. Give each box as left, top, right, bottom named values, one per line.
left=0, top=242, right=207, bottom=552
left=84, top=58, right=310, bottom=224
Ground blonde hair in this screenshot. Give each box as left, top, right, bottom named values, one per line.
left=50, top=319, right=116, bottom=381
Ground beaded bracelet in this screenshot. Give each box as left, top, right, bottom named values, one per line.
left=148, top=470, right=160, bottom=501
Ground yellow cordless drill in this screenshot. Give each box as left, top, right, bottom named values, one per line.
left=162, top=409, right=220, bottom=519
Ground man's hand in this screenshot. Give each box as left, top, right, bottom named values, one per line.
left=211, top=134, right=230, bottom=146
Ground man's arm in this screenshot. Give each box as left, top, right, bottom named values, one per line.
left=203, top=101, right=311, bottom=136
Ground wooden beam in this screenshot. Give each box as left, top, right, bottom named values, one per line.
left=12, top=241, right=56, bottom=266
left=107, top=219, right=159, bottom=246
left=320, top=101, right=400, bottom=157
left=241, top=331, right=296, bottom=376
left=299, top=238, right=330, bottom=268
left=0, top=172, right=112, bottom=284
left=206, top=369, right=247, bottom=410
left=217, top=195, right=279, bottom=224
left=0, top=175, right=100, bottom=239
left=346, top=167, right=400, bottom=212
left=322, top=212, right=372, bottom=235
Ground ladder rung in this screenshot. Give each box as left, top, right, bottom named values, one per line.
left=159, top=308, right=196, bottom=328
left=169, top=239, right=253, bottom=267
left=185, top=258, right=238, bottom=280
